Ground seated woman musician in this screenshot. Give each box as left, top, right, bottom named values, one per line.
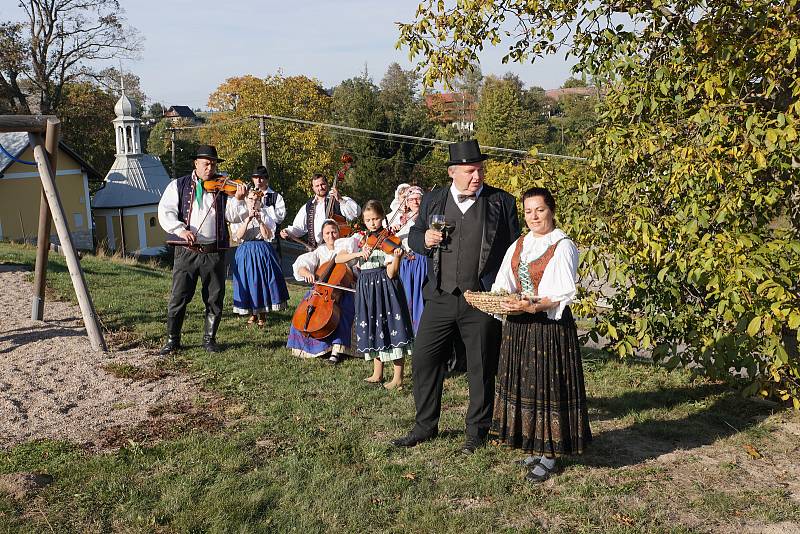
left=286, top=219, right=358, bottom=364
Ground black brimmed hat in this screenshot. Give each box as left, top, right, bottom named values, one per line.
left=446, top=139, right=488, bottom=166
left=193, top=144, right=224, bottom=162
left=251, top=165, right=269, bottom=178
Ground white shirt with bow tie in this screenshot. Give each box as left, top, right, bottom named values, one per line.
left=449, top=184, right=484, bottom=214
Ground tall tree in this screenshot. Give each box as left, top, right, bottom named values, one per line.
left=205, top=74, right=334, bottom=211
left=474, top=75, right=527, bottom=149
left=378, top=63, right=436, bottom=190
left=398, top=0, right=800, bottom=406
left=0, top=0, right=142, bottom=114
left=331, top=75, right=389, bottom=204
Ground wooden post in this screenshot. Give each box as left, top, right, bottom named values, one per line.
left=28, top=130, right=107, bottom=352
left=259, top=117, right=267, bottom=166
left=31, top=119, right=60, bottom=320
left=170, top=128, right=176, bottom=179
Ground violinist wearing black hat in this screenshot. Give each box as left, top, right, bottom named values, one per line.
left=391, top=139, right=520, bottom=454
left=157, top=145, right=248, bottom=354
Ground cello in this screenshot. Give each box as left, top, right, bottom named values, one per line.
left=291, top=257, right=355, bottom=340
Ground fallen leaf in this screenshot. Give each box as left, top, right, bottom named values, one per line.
left=403, top=472, right=417, bottom=480
left=612, top=513, right=635, bottom=525
left=743, top=444, right=762, bottom=459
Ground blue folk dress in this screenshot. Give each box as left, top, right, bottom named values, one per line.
left=231, top=215, right=289, bottom=315
left=286, top=242, right=356, bottom=358
left=353, top=242, right=414, bottom=362
left=395, top=216, right=427, bottom=335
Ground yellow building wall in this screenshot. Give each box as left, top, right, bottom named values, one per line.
left=0, top=146, right=91, bottom=248
left=144, top=211, right=166, bottom=248
left=123, top=214, right=139, bottom=250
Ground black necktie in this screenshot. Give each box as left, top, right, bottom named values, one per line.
left=457, top=193, right=476, bottom=202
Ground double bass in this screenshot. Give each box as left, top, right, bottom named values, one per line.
left=326, top=154, right=355, bottom=237
left=291, top=257, right=355, bottom=340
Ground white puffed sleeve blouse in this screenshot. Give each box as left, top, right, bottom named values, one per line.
left=291, top=238, right=359, bottom=281
left=491, top=228, right=579, bottom=320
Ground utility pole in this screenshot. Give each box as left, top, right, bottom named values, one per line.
left=170, top=128, right=176, bottom=179
left=258, top=117, right=267, bottom=166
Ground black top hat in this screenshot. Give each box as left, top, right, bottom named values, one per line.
left=251, top=165, right=269, bottom=178
left=193, top=144, right=224, bottom=163
left=446, top=139, right=488, bottom=166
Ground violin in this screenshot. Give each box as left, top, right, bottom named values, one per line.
left=362, top=230, right=403, bottom=255
left=327, top=154, right=355, bottom=237
left=291, top=258, right=355, bottom=339
left=202, top=174, right=247, bottom=196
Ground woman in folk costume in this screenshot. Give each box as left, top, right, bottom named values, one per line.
left=286, top=220, right=358, bottom=364
left=336, top=200, right=414, bottom=389
left=490, top=186, right=591, bottom=483
left=231, top=188, right=289, bottom=326
left=386, top=183, right=411, bottom=224
left=392, top=186, right=427, bottom=334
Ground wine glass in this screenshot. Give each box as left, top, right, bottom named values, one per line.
left=429, top=214, right=447, bottom=250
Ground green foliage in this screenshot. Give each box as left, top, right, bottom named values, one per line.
left=204, top=74, right=335, bottom=212
left=475, top=75, right=528, bottom=149
left=398, top=0, right=800, bottom=406
left=59, top=81, right=117, bottom=186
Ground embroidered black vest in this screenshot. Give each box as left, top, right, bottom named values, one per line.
left=176, top=174, right=230, bottom=248
left=305, top=196, right=342, bottom=248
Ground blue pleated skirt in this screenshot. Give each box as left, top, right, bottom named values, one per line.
left=286, top=291, right=355, bottom=358
left=232, top=240, right=289, bottom=314
left=399, top=254, right=428, bottom=335
left=354, top=268, right=413, bottom=361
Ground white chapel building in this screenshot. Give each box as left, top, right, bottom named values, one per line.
left=92, top=86, right=172, bottom=255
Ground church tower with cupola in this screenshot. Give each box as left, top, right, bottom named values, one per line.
left=92, top=79, right=172, bottom=256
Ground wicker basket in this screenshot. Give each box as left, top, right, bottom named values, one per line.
left=463, top=290, right=521, bottom=316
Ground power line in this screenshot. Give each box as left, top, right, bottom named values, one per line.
left=251, top=113, right=589, bottom=163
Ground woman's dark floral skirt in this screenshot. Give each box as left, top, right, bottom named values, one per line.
left=490, top=307, right=591, bottom=457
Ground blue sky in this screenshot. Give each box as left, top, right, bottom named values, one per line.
left=7, top=0, right=578, bottom=109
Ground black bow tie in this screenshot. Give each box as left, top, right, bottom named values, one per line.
left=457, top=193, right=476, bottom=202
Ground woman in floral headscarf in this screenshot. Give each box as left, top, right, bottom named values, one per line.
left=393, top=186, right=426, bottom=334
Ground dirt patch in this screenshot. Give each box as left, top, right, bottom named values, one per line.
left=0, top=266, right=205, bottom=450
left=0, top=473, right=53, bottom=500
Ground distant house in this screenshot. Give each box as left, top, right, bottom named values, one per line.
left=163, top=105, right=198, bottom=123
left=0, top=132, right=98, bottom=250
left=92, top=90, right=172, bottom=256
left=424, top=92, right=478, bottom=132
left=545, top=86, right=601, bottom=101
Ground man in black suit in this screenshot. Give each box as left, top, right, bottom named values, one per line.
left=392, top=140, right=520, bottom=453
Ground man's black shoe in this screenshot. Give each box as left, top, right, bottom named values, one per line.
left=203, top=338, right=221, bottom=353
left=159, top=336, right=181, bottom=356
left=460, top=435, right=487, bottom=455
left=391, top=431, right=437, bottom=448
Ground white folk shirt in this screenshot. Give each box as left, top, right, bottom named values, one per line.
left=157, top=173, right=248, bottom=244
left=291, top=238, right=359, bottom=281
left=283, top=196, right=361, bottom=245
left=229, top=207, right=278, bottom=242
left=450, top=183, right=484, bottom=214
left=260, top=186, right=286, bottom=226
left=491, top=228, right=579, bottom=320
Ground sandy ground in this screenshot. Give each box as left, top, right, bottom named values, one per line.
left=0, top=265, right=202, bottom=449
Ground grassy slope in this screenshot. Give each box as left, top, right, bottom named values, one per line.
left=1, top=242, right=798, bottom=533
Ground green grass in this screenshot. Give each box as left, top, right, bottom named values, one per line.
left=1, top=241, right=799, bottom=533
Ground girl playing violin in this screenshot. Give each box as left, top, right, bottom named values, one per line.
left=286, top=220, right=358, bottom=363
left=230, top=188, right=289, bottom=326
left=336, top=200, right=414, bottom=389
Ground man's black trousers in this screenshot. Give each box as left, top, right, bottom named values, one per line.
left=411, top=291, right=502, bottom=439
left=167, top=247, right=226, bottom=324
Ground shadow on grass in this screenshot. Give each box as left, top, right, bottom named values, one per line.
left=583, top=391, right=774, bottom=468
